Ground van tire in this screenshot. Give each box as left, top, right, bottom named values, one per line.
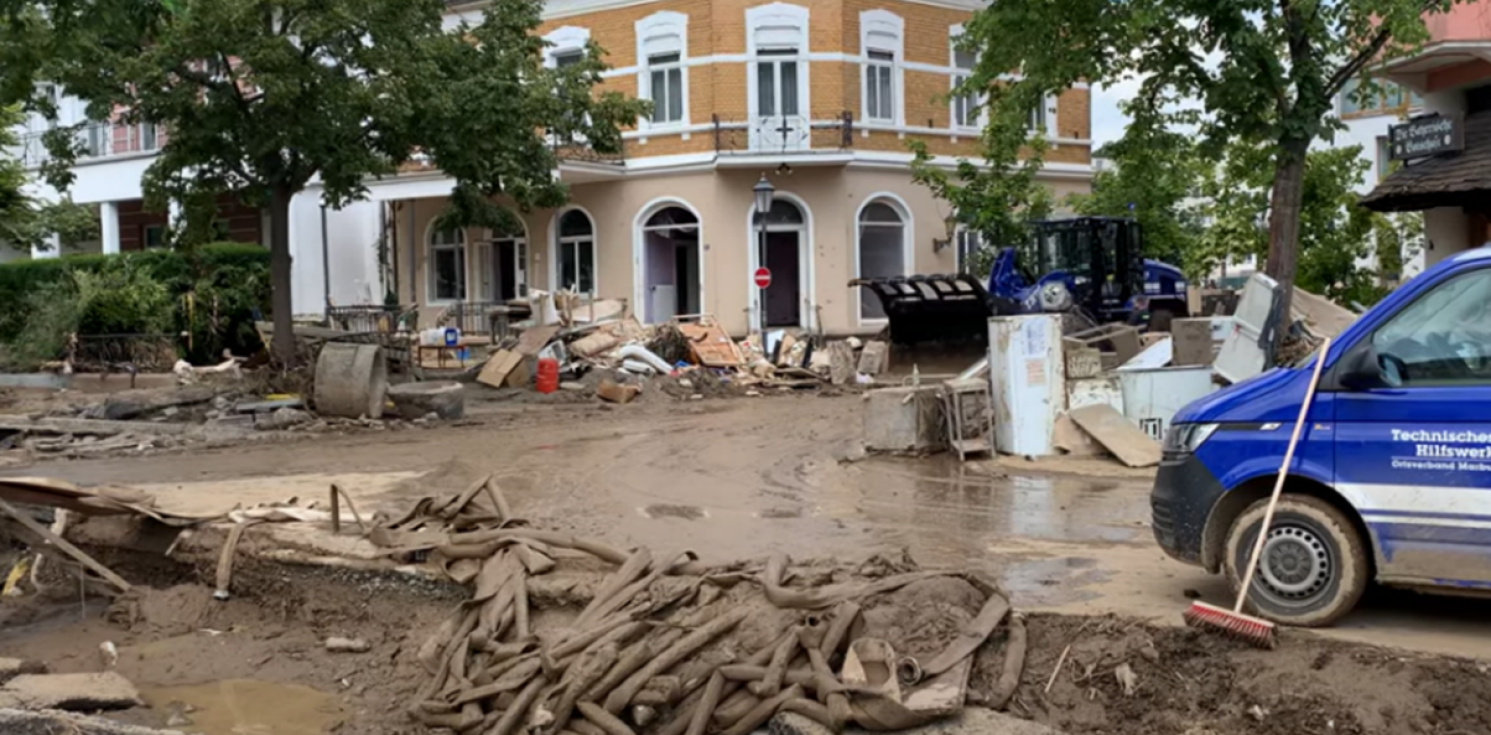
left=1222, top=494, right=1369, bottom=628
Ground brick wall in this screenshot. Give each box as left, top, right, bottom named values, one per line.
left=530, top=0, right=1091, bottom=165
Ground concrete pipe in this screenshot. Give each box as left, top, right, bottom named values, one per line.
left=387, top=380, right=465, bottom=420
left=315, top=343, right=389, bottom=419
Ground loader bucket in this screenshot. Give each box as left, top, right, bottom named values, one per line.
left=849, top=274, right=1005, bottom=346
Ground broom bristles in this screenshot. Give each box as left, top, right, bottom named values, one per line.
left=1183, top=601, right=1277, bottom=649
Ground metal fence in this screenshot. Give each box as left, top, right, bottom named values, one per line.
left=327, top=305, right=414, bottom=334
left=72, top=333, right=180, bottom=373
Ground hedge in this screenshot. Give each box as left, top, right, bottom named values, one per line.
left=0, top=243, right=272, bottom=366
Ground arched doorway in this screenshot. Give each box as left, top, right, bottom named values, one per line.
left=638, top=205, right=702, bottom=323
left=753, top=199, right=807, bottom=328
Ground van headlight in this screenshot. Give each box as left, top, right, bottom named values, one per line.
left=1163, top=423, right=1218, bottom=455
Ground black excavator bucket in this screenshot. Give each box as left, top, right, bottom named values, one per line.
left=850, top=274, right=1013, bottom=346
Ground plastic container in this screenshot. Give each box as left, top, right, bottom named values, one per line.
left=535, top=357, right=560, bottom=394
left=443, top=327, right=460, bottom=346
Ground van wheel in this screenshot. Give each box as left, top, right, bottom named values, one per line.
left=1222, top=494, right=1369, bottom=627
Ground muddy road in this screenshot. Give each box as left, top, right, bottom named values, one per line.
left=7, top=392, right=1491, bottom=660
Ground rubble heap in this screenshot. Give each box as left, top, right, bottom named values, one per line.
left=365, top=478, right=1024, bottom=735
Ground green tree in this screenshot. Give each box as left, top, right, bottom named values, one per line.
left=909, top=53, right=1054, bottom=276
left=0, top=0, right=644, bottom=363
left=1068, top=119, right=1207, bottom=271
left=956, top=0, right=1459, bottom=327
left=0, top=105, right=94, bottom=253
left=1195, top=140, right=1384, bottom=304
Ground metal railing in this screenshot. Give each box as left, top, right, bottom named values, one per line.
left=552, top=135, right=625, bottom=166
left=327, top=305, right=415, bottom=334
left=72, top=333, right=179, bottom=373
left=13, top=121, right=161, bottom=168
left=713, top=112, right=854, bottom=155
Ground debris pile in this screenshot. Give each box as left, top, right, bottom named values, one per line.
left=363, top=476, right=1025, bottom=735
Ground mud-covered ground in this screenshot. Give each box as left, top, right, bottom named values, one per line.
left=4, top=557, right=1488, bottom=735
left=3, top=391, right=1491, bottom=734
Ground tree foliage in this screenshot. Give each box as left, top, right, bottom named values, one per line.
left=955, top=0, right=1458, bottom=323
left=1068, top=114, right=1207, bottom=270
left=909, top=38, right=1055, bottom=275
left=0, top=0, right=645, bottom=361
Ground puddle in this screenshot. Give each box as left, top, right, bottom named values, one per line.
left=141, top=679, right=341, bottom=735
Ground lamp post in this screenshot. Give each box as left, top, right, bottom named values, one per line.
left=753, top=174, right=775, bottom=335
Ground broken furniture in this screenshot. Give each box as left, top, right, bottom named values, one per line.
left=863, top=385, right=942, bottom=453
left=940, top=378, right=995, bottom=461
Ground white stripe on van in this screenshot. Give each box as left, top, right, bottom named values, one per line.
left=1335, top=482, right=1491, bottom=520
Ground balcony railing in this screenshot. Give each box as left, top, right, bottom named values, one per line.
left=551, top=135, right=625, bottom=166
left=13, top=121, right=161, bottom=168
left=713, top=112, right=854, bottom=155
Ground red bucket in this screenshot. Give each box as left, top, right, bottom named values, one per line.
left=535, top=357, right=560, bottom=394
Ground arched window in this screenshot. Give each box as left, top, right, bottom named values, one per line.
left=762, top=200, right=803, bottom=227
left=857, top=201, right=906, bottom=320
left=646, top=207, right=699, bottom=230
left=429, top=226, right=466, bottom=302
left=556, top=209, right=595, bottom=293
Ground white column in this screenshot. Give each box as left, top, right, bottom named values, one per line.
left=31, top=234, right=60, bottom=260
left=100, top=201, right=121, bottom=255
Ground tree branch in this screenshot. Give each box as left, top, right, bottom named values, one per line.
left=1326, top=0, right=1445, bottom=97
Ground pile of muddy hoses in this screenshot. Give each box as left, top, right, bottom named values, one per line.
left=364, top=476, right=1026, bottom=735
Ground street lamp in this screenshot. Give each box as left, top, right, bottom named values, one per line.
left=753, top=174, right=775, bottom=335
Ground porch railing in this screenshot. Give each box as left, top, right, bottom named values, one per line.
left=327, top=305, right=415, bottom=334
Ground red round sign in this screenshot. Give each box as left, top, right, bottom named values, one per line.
left=753, top=267, right=772, bottom=289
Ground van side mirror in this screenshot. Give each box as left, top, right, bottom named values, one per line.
left=1337, top=344, right=1385, bottom=390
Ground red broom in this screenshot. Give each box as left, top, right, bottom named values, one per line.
left=1183, top=336, right=1332, bottom=649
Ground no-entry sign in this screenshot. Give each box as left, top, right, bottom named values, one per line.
left=753, top=267, right=772, bottom=289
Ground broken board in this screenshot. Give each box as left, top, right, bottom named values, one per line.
left=1053, top=413, right=1104, bottom=457
left=1067, top=404, right=1161, bottom=468
left=677, top=319, right=742, bottom=368
left=514, top=325, right=561, bottom=357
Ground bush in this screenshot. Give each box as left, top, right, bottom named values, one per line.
left=0, top=243, right=271, bottom=369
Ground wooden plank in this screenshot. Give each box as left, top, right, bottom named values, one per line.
left=1066, top=404, right=1160, bottom=468
left=514, top=325, right=560, bottom=357
left=0, top=497, right=131, bottom=593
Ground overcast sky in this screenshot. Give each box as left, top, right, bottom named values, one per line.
left=1090, top=80, right=1134, bottom=149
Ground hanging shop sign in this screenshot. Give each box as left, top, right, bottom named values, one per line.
left=1389, top=113, right=1464, bottom=161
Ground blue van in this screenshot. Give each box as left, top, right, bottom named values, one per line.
left=1153, top=248, right=1491, bottom=626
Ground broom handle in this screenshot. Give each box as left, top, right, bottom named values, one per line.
left=1233, top=336, right=1332, bottom=614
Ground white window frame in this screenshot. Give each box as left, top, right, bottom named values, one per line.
left=543, top=26, right=590, bottom=68
left=860, top=10, right=903, bottom=126
left=636, top=11, right=689, bottom=132
left=746, top=3, right=811, bottom=151
left=949, top=25, right=983, bottom=131
left=854, top=195, right=914, bottom=324
left=552, top=207, right=598, bottom=295
left=427, top=225, right=468, bottom=305
left=1030, top=93, right=1058, bottom=137
left=954, top=225, right=982, bottom=274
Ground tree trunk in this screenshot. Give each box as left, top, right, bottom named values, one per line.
left=268, top=186, right=296, bottom=366
left=1264, top=137, right=1310, bottom=344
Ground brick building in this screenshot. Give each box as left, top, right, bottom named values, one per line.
left=379, top=0, right=1093, bottom=336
